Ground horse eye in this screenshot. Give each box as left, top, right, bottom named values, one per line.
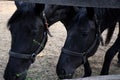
left=31, top=30, right=38, bottom=36
left=80, top=32, right=88, bottom=37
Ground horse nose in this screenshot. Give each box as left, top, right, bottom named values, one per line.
left=61, top=68, right=66, bottom=75
left=58, top=69, right=66, bottom=79
left=58, top=68, right=73, bottom=79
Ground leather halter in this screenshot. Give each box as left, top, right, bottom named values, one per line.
left=9, top=32, right=47, bottom=63
left=61, top=18, right=101, bottom=64
left=9, top=12, right=50, bottom=63
left=62, top=33, right=100, bottom=64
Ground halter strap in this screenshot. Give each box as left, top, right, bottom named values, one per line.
left=9, top=32, right=47, bottom=63
left=62, top=33, right=100, bottom=64
left=9, top=51, right=33, bottom=59
left=62, top=48, right=86, bottom=64
left=62, top=48, right=85, bottom=56
left=43, top=11, right=53, bottom=37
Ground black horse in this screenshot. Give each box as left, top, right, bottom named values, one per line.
left=105, top=21, right=120, bottom=64
left=95, top=8, right=120, bottom=75
left=4, top=2, right=83, bottom=80
left=56, top=8, right=120, bottom=79
left=4, top=2, right=47, bottom=80
left=101, top=24, right=120, bottom=75
left=56, top=8, right=100, bottom=79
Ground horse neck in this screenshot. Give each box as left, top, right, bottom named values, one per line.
left=95, top=8, right=119, bottom=34
left=99, top=18, right=117, bottom=34
left=61, top=7, right=79, bottom=30
left=45, top=5, right=79, bottom=29
left=44, top=5, right=59, bottom=27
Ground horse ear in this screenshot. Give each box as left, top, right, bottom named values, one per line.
left=35, top=4, right=45, bottom=14
left=86, top=7, right=95, bottom=20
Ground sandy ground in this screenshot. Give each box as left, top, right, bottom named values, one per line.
left=0, top=1, right=120, bottom=80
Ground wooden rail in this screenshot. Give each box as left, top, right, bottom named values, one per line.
left=14, top=0, right=120, bottom=8
left=65, top=75, right=120, bottom=80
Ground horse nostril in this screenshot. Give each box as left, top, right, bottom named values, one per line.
left=61, top=69, right=66, bottom=75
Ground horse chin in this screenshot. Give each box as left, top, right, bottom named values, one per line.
left=57, top=65, right=75, bottom=79
left=4, top=57, right=31, bottom=80
left=58, top=72, right=74, bottom=79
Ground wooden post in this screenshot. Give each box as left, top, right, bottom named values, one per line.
left=65, top=75, right=120, bottom=80
left=14, top=0, right=120, bottom=8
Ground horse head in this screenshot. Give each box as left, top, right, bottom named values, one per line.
left=56, top=8, right=100, bottom=79
left=4, top=1, right=47, bottom=80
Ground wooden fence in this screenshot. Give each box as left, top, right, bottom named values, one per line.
left=65, top=75, right=120, bottom=80
left=6, top=0, right=120, bottom=8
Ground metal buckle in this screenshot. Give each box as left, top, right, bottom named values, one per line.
left=30, top=53, right=36, bottom=63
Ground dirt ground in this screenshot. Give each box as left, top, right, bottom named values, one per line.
left=0, top=1, right=120, bottom=80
